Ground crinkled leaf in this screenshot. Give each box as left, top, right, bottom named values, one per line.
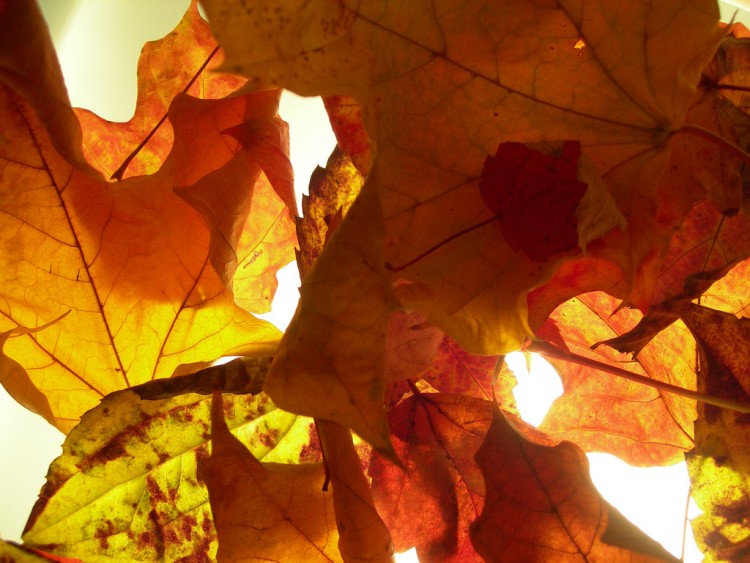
left=470, top=406, right=672, bottom=562
left=22, top=365, right=315, bottom=562
left=199, top=391, right=339, bottom=562
left=369, top=393, right=491, bottom=562
left=203, top=0, right=723, bottom=354
left=0, top=3, right=291, bottom=431
left=264, top=179, right=397, bottom=454
left=536, top=292, right=695, bottom=465
left=297, top=146, right=363, bottom=277
left=684, top=304, right=750, bottom=561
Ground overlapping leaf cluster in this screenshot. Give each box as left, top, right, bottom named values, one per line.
left=2, top=0, right=750, bottom=561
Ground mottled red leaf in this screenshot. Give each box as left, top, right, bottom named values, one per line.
left=369, top=393, right=490, bottom=562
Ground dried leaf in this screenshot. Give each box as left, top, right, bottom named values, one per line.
left=264, top=179, right=397, bottom=454
left=199, top=391, right=339, bottom=562
left=317, top=420, right=394, bottom=563
left=202, top=0, right=723, bottom=353
left=471, top=406, right=670, bottom=562
left=22, top=374, right=315, bottom=561
left=369, top=393, right=491, bottom=561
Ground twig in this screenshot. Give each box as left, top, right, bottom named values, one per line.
left=527, top=339, right=750, bottom=414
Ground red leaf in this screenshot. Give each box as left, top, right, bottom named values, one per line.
left=479, top=141, right=587, bottom=262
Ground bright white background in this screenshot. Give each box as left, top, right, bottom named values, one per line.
left=2, top=1, right=748, bottom=560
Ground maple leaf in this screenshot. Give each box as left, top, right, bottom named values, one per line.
left=202, top=0, right=724, bottom=355
left=0, top=2, right=294, bottom=431
left=73, top=1, right=246, bottom=181
left=535, top=292, right=696, bottom=466
left=21, top=363, right=316, bottom=562
left=479, top=141, right=588, bottom=262
left=198, top=391, right=340, bottom=562
left=471, top=405, right=677, bottom=561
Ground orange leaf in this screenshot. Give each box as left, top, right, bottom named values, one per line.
left=264, top=179, right=397, bottom=454
left=0, top=2, right=289, bottom=431
left=74, top=0, right=246, bottom=180
left=536, top=292, right=695, bottom=465
left=202, top=0, right=724, bottom=354
left=317, top=419, right=395, bottom=562
left=199, top=391, right=340, bottom=562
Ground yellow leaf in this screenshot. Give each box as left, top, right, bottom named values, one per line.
left=202, top=0, right=724, bottom=353
left=199, top=391, right=341, bottom=562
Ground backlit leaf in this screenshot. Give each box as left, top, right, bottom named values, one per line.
left=536, top=292, right=696, bottom=465
left=264, top=179, right=397, bottom=454
left=202, top=0, right=724, bottom=354
left=471, top=406, right=669, bottom=562
left=317, top=419, right=394, bottom=563
left=0, top=2, right=291, bottom=431
left=199, top=391, right=339, bottom=562
left=369, top=393, right=491, bottom=561
left=479, top=141, right=587, bottom=263
left=22, top=368, right=315, bottom=562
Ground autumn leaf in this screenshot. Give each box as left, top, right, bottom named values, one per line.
left=264, top=178, right=398, bottom=454
left=21, top=366, right=315, bottom=562
left=73, top=0, right=246, bottom=181
left=535, top=292, right=696, bottom=465
left=0, top=2, right=293, bottom=431
left=296, top=146, right=364, bottom=277
left=369, top=393, right=491, bottom=561
left=479, top=141, right=588, bottom=262
left=316, top=419, right=395, bottom=563
left=678, top=267, right=750, bottom=560
left=202, top=0, right=724, bottom=355
left=199, top=391, right=340, bottom=562
left=470, top=405, right=675, bottom=562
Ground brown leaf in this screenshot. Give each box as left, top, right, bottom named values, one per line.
left=199, top=391, right=340, bottom=562
left=471, top=406, right=671, bottom=562
left=264, top=178, right=397, bottom=454
left=317, top=420, right=394, bottom=563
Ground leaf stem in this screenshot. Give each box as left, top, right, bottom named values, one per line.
left=527, top=339, right=750, bottom=414
left=386, top=216, right=497, bottom=272
left=676, top=123, right=750, bottom=167
left=111, top=46, right=220, bottom=180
